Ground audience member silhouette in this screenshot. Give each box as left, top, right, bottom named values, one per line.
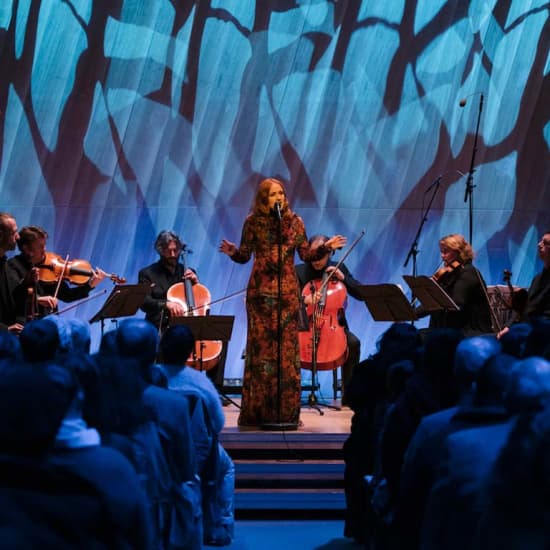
left=0, top=330, right=20, bottom=363
left=159, top=324, right=235, bottom=547
left=499, top=322, right=531, bottom=358
left=395, top=335, right=502, bottom=548
left=115, top=318, right=201, bottom=549
left=474, top=380, right=550, bottom=549
left=343, top=322, right=423, bottom=543
left=381, top=328, right=464, bottom=501
left=522, top=318, right=550, bottom=358
left=81, top=351, right=186, bottom=549
left=67, top=318, right=92, bottom=354
left=0, top=358, right=152, bottom=548
left=18, top=318, right=60, bottom=363
left=422, top=356, right=550, bottom=550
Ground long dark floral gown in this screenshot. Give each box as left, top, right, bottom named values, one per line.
left=229, top=210, right=324, bottom=426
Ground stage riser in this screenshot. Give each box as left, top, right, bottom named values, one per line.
left=232, top=460, right=345, bottom=515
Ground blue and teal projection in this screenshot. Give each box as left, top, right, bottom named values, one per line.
left=1, top=1, right=548, bottom=385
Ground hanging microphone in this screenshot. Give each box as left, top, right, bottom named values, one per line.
left=459, top=92, right=484, bottom=107
left=274, top=201, right=282, bottom=220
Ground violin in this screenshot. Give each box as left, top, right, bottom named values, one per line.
left=432, top=260, right=462, bottom=282
left=36, top=252, right=126, bottom=285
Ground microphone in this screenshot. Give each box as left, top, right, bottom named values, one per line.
left=274, top=201, right=282, bottom=220
left=459, top=92, right=484, bottom=107
left=424, top=169, right=466, bottom=193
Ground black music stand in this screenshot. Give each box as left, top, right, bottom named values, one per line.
left=357, top=284, right=417, bottom=322
left=169, top=315, right=239, bottom=408
left=89, top=283, right=152, bottom=336
left=402, top=275, right=459, bottom=312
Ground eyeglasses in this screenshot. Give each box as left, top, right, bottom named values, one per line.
left=539, top=239, right=550, bottom=247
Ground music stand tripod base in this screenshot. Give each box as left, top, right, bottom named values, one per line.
left=302, top=385, right=341, bottom=415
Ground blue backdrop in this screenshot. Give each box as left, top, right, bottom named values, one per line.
left=1, top=1, right=549, bottom=391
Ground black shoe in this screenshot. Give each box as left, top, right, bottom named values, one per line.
left=220, top=396, right=231, bottom=407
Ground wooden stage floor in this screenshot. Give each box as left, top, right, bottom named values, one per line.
left=220, top=396, right=352, bottom=454
left=221, top=398, right=351, bottom=433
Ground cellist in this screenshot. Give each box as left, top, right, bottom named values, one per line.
left=138, top=230, right=227, bottom=394
left=295, top=234, right=363, bottom=404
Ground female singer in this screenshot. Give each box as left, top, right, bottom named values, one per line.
left=219, top=177, right=346, bottom=427
left=420, top=233, right=492, bottom=335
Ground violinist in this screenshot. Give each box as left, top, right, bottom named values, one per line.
left=0, top=212, right=23, bottom=333
left=295, top=234, right=362, bottom=403
left=417, top=233, right=492, bottom=335
left=497, top=229, right=550, bottom=338
left=8, top=225, right=107, bottom=323
left=138, top=230, right=227, bottom=390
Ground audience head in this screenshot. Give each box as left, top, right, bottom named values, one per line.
left=99, top=330, right=118, bottom=355
left=43, top=314, right=72, bottom=356
left=454, top=335, right=501, bottom=389
left=19, top=318, right=60, bottom=362
left=84, top=353, right=148, bottom=436
left=0, top=331, right=21, bottom=361
left=505, top=356, right=550, bottom=414
left=499, top=323, right=531, bottom=358
left=0, top=363, right=77, bottom=456
left=116, top=319, right=159, bottom=380
left=473, top=353, right=516, bottom=407
left=523, top=319, right=550, bottom=358
left=422, top=328, right=464, bottom=379
left=386, top=359, right=415, bottom=401
left=376, top=322, right=423, bottom=364
left=67, top=318, right=91, bottom=354
left=159, top=325, right=195, bottom=367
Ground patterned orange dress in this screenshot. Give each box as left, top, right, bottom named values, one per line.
left=229, top=210, right=326, bottom=426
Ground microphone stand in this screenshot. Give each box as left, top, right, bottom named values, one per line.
left=261, top=205, right=298, bottom=431
left=463, top=94, right=484, bottom=243
left=404, top=175, right=443, bottom=277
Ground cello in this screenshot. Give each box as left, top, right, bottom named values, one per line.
left=299, top=270, right=349, bottom=370
left=166, top=247, right=223, bottom=371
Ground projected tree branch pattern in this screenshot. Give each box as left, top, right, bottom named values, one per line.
left=1, top=1, right=549, bottom=371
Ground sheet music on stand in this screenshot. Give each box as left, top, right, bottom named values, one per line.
left=356, top=284, right=417, bottom=322
left=402, top=275, right=459, bottom=312
left=89, top=283, right=152, bottom=332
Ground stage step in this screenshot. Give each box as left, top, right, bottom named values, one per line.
left=220, top=400, right=350, bottom=517
left=232, top=459, right=346, bottom=515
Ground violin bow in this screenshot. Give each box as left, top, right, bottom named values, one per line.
left=317, top=229, right=366, bottom=295
left=54, top=288, right=108, bottom=316
left=53, top=254, right=70, bottom=299
left=193, top=287, right=247, bottom=311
